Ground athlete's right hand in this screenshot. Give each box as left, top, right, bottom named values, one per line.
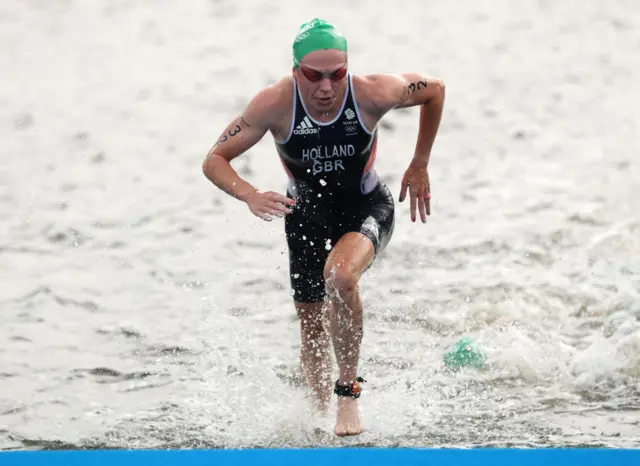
left=244, top=190, right=295, bottom=221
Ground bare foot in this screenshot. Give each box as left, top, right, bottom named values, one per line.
left=334, top=397, right=364, bottom=436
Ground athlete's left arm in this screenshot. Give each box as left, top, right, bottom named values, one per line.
left=389, top=73, right=446, bottom=161
left=366, top=73, right=445, bottom=160
left=367, top=73, right=446, bottom=222
left=392, top=73, right=446, bottom=110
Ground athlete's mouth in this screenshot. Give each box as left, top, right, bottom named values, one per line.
left=317, top=96, right=334, bottom=105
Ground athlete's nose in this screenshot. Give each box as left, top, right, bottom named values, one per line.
left=318, top=77, right=332, bottom=91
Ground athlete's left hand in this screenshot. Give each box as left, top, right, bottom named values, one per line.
left=399, top=160, right=431, bottom=223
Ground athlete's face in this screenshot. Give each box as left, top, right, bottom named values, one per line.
left=294, top=49, right=348, bottom=115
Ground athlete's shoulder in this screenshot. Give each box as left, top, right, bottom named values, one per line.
left=351, top=73, right=405, bottom=114
left=243, top=75, right=294, bottom=128
left=249, top=76, right=293, bottom=112
left=351, top=72, right=445, bottom=114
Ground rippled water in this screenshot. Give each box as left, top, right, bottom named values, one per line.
left=1, top=0, right=640, bottom=451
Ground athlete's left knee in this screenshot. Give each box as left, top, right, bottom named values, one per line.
left=323, top=261, right=359, bottom=303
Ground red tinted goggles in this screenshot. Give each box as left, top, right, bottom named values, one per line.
left=300, top=66, right=348, bottom=82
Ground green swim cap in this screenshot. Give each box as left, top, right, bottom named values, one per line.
left=292, top=18, right=348, bottom=67
left=444, top=337, right=487, bottom=370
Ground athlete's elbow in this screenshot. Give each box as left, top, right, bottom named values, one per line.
left=201, top=154, right=212, bottom=178
left=428, top=78, right=445, bottom=103
left=435, top=78, right=446, bottom=101
left=202, top=152, right=223, bottom=181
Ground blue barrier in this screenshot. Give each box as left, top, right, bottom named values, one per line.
left=1, top=448, right=638, bottom=466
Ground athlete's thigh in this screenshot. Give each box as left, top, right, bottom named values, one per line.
left=284, top=197, right=332, bottom=303
left=323, top=231, right=376, bottom=283
left=338, top=182, right=396, bottom=257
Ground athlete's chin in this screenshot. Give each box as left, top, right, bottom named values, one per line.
left=313, top=97, right=337, bottom=111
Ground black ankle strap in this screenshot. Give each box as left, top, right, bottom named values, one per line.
left=334, top=377, right=366, bottom=398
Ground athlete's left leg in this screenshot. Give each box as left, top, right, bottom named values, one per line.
left=323, top=182, right=396, bottom=436
left=323, top=232, right=374, bottom=436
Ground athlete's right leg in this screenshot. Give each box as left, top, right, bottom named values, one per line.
left=284, top=188, right=333, bottom=411
left=294, top=299, right=332, bottom=412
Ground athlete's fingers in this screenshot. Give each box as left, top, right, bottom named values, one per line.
left=266, top=201, right=292, bottom=215
left=255, top=209, right=272, bottom=221
left=418, top=196, right=427, bottom=223
left=266, top=207, right=287, bottom=218
left=265, top=191, right=295, bottom=206
left=252, top=204, right=275, bottom=221
left=255, top=204, right=283, bottom=218
left=410, top=191, right=417, bottom=222
left=399, top=181, right=408, bottom=202
left=425, top=192, right=431, bottom=216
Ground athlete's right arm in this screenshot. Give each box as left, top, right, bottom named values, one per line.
left=202, top=84, right=294, bottom=219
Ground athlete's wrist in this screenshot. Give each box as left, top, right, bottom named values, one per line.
left=236, top=188, right=259, bottom=203
left=411, top=153, right=430, bottom=168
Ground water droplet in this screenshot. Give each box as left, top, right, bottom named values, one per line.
left=319, top=179, right=327, bottom=186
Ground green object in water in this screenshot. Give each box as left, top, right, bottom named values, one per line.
left=444, top=337, right=487, bottom=369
